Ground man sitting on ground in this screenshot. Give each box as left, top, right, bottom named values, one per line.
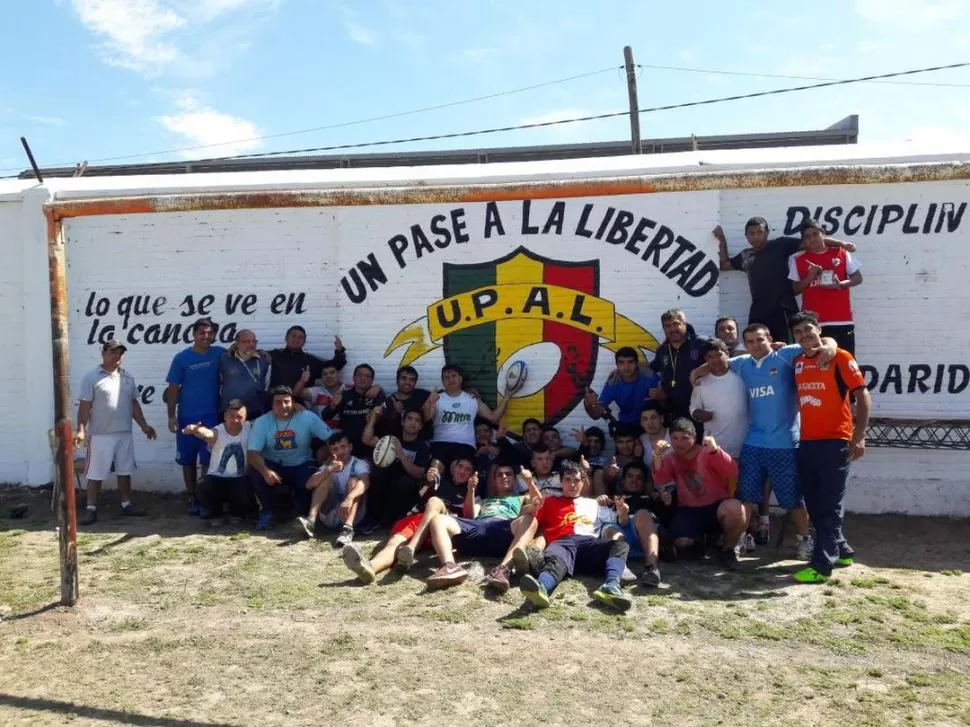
left=519, top=461, right=633, bottom=613
left=362, top=405, right=432, bottom=526
left=248, top=386, right=333, bottom=530
left=341, top=458, right=479, bottom=584
left=650, top=419, right=746, bottom=570
left=182, top=399, right=252, bottom=525
left=296, top=431, right=370, bottom=547
left=423, top=463, right=539, bottom=593
left=597, top=461, right=663, bottom=588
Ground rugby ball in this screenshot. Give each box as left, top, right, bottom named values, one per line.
left=373, top=436, right=398, bottom=468
left=505, top=360, right=528, bottom=395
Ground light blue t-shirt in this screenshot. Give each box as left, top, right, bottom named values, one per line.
left=599, top=371, right=660, bottom=424
left=728, top=345, right=801, bottom=449
left=248, top=409, right=333, bottom=466
left=166, top=346, right=226, bottom=420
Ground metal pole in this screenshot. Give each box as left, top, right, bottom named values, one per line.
left=21, top=137, right=44, bottom=183
left=623, top=46, right=641, bottom=154
left=46, top=210, right=79, bottom=606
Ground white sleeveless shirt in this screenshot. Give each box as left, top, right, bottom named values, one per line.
left=432, top=391, right=477, bottom=446
left=209, top=422, right=251, bottom=478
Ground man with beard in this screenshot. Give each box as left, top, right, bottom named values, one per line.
left=376, top=365, right=431, bottom=439
left=220, top=329, right=270, bottom=420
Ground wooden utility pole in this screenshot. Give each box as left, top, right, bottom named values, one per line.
left=623, top=46, right=641, bottom=154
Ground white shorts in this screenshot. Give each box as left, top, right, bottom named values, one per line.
left=85, top=433, right=136, bottom=481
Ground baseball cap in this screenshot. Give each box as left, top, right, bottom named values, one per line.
left=102, top=340, right=127, bottom=353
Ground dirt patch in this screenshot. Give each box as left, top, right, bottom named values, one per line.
left=1, top=487, right=969, bottom=726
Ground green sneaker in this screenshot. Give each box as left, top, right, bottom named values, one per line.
left=520, top=575, right=550, bottom=609
left=793, top=567, right=830, bottom=584
left=835, top=555, right=855, bottom=567
left=593, top=581, right=633, bottom=613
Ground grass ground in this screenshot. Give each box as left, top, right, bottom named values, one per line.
left=1, top=486, right=968, bottom=727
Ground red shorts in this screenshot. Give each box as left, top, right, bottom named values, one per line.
left=390, top=512, right=424, bottom=540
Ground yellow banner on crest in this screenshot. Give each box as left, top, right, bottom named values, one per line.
left=385, top=283, right=660, bottom=367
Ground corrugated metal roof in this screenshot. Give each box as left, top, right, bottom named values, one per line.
left=19, top=115, right=860, bottom=180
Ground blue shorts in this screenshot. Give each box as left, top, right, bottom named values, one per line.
left=670, top=502, right=723, bottom=542
left=454, top=517, right=515, bottom=558
left=738, top=445, right=803, bottom=510
left=601, top=512, right=658, bottom=559
left=176, top=413, right=220, bottom=467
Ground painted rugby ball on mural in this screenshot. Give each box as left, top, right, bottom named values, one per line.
left=505, top=360, right=528, bottom=395
left=372, top=436, right=398, bottom=468
left=498, top=343, right=561, bottom=398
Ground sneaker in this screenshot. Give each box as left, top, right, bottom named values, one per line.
left=335, top=525, right=355, bottom=548
left=593, top=581, right=633, bottom=613
left=256, top=511, right=273, bottom=530
left=119, top=503, right=146, bottom=517
left=793, top=566, right=829, bottom=584
left=620, top=566, right=637, bottom=585
left=639, top=563, right=662, bottom=588
left=486, top=565, right=511, bottom=593
left=395, top=544, right=416, bottom=572
left=795, top=534, right=814, bottom=561
left=80, top=508, right=98, bottom=526
left=519, top=574, right=551, bottom=609
left=719, top=548, right=741, bottom=571
left=511, top=545, right=543, bottom=577
left=836, top=547, right=856, bottom=567
left=342, top=543, right=376, bottom=585
left=188, top=496, right=202, bottom=517
left=754, top=523, right=770, bottom=546
left=742, top=533, right=757, bottom=553
left=294, top=516, right=315, bottom=539
left=427, top=562, right=468, bottom=590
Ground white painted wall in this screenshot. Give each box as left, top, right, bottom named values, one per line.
left=1, top=149, right=968, bottom=515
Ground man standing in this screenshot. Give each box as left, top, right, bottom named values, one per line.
left=583, top=346, right=659, bottom=426
left=689, top=338, right=748, bottom=459
left=320, top=363, right=386, bottom=460
left=790, top=312, right=871, bottom=584
left=649, top=309, right=707, bottom=430
left=789, top=218, right=864, bottom=355
left=247, top=385, right=333, bottom=529
left=714, top=317, right=741, bottom=357
left=165, top=317, right=225, bottom=514
left=269, top=326, right=346, bottom=389
left=75, top=341, right=156, bottom=525
left=220, top=329, right=270, bottom=420
left=377, top=365, right=431, bottom=439
left=715, top=218, right=856, bottom=344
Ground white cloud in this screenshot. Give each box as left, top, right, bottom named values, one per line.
left=855, top=0, right=966, bottom=27
left=70, top=0, right=280, bottom=76
left=338, top=5, right=378, bottom=45
left=520, top=108, right=592, bottom=127
left=156, top=94, right=261, bottom=157
left=22, top=115, right=68, bottom=127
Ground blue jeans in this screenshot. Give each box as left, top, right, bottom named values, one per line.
left=797, top=440, right=853, bottom=576
left=250, top=460, right=317, bottom=515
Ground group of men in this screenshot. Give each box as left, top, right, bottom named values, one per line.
left=74, top=215, right=871, bottom=612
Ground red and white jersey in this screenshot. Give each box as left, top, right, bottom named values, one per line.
left=536, top=496, right=603, bottom=544
left=788, top=247, right=860, bottom=326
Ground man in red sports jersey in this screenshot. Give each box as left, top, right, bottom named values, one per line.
left=789, top=311, right=872, bottom=585
left=788, top=218, right=863, bottom=355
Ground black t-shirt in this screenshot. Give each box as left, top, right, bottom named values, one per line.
left=385, top=437, right=432, bottom=482
left=649, top=336, right=707, bottom=421
left=616, top=492, right=652, bottom=515
left=268, top=347, right=347, bottom=389
left=432, top=475, right=471, bottom=515
left=730, top=237, right=802, bottom=316
left=378, top=388, right=432, bottom=439
left=324, top=388, right=386, bottom=456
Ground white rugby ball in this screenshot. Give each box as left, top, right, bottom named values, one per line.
left=373, top=436, right=398, bottom=468
left=497, top=342, right=562, bottom=399
left=505, top=360, right=528, bottom=395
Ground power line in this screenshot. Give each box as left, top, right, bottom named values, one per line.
left=636, top=62, right=970, bottom=88
left=0, top=67, right=619, bottom=174
left=149, top=60, right=970, bottom=165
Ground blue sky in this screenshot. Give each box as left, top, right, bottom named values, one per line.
left=1, top=0, right=969, bottom=176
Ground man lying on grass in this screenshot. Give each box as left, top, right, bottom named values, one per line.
left=421, top=462, right=540, bottom=592
left=341, top=456, right=478, bottom=584
left=519, top=460, right=633, bottom=613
